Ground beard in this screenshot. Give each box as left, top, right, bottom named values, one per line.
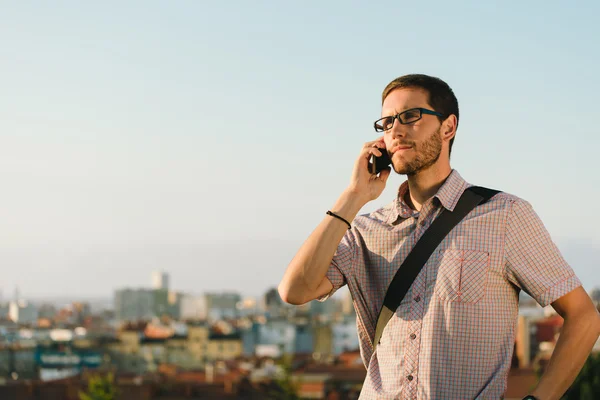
left=392, top=126, right=443, bottom=176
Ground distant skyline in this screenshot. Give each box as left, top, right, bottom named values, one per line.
left=2, top=2, right=599, bottom=299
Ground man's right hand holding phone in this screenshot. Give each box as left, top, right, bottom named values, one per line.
left=277, top=137, right=392, bottom=305
left=346, top=137, right=392, bottom=207
left=325, top=138, right=392, bottom=230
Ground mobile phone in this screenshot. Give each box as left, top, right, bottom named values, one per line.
left=370, top=148, right=392, bottom=174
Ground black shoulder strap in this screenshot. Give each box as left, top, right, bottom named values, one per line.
left=372, top=186, right=500, bottom=350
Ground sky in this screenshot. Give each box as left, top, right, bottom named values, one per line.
left=1, top=1, right=599, bottom=301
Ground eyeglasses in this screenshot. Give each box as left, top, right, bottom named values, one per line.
left=373, top=108, right=443, bottom=132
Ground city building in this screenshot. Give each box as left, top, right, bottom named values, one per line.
left=206, top=292, right=242, bottom=321
left=152, top=271, right=170, bottom=290
left=294, top=320, right=314, bottom=354
left=114, top=287, right=182, bottom=322
left=180, top=294, right=209, bottom=320
left=8, top=300, right=38, bottom=325
left=0, top=303, right=9, bottom=319
left=332, top=317, right=360, bottom=355
left=208, top=332, right=243, bottom=361
left=242, top=319, right=296, bottom=357
left=263, top=288, right=286, bottom=318
left=114, top=288, right=155, bottom=321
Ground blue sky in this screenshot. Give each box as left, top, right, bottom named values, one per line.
left=1, top=1, right=599, bottom=300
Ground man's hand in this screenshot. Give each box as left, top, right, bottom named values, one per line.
left=347, top=137, right=392, bottom=204
left=530, top=286, right=600, bottom=399
left=278, top=137, right=393, bottom=305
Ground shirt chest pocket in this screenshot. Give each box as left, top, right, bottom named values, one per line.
left=432, top=248, right=490, bottom=304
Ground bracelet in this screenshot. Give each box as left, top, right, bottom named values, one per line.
left=326, top=210, right=352, bottom=230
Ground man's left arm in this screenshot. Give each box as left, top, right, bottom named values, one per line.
left=529, top=286, right=600, bottom=400
left=503, top=199, right=600, bottom=400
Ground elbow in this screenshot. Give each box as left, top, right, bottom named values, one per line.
left=277, top=283, right=305, bottom=305
left=581, top=308, right=600, bottom=340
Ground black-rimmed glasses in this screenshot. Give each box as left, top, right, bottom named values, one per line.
left=373, top=108, right=443, bottom=132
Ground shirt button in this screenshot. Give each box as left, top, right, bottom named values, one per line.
left=414, top=296, right=421, bottom=302
left=410, top=333, right=416, bottom=340
left=407, top=375, right=414, bottom=381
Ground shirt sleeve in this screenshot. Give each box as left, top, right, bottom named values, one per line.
left=316, top=228, right=356, bottom=302
left=504, top=199, right=581, bottom=307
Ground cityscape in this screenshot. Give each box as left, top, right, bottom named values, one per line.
left=1, top=271, right=599, bottom=399
left=3, top=2, right=600, bottom=399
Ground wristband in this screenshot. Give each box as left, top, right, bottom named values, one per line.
left=326, top=210, right=352, bottom=230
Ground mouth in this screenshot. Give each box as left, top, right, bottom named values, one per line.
left=391, top=145, right=412, bottom=153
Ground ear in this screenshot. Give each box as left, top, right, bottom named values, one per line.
left=441, top=114, right=457, bottom=141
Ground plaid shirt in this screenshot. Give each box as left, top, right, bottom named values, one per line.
left=320, top=170, right=581, bottom=399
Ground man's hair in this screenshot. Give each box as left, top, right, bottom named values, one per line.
left=382, top=74, right=459, bottom=156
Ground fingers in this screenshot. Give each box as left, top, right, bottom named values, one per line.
left=348, top=139, right=391, bottom=201
left=361, top=140, right=385, bottom=158
left=356, top=147, right=378, bottom=165
left=367, top=147, right=383, bottom=157
left=363, top=138, right=385, bottom=150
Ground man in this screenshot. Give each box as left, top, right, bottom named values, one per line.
left=278, top=74, right=600, bottom=399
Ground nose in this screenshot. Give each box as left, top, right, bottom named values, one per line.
left=388, top=118, right=407, bottom=140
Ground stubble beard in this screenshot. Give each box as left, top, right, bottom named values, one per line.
left=393, top=127, right=443, bottom=176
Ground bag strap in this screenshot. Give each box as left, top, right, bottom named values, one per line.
left=372, top=186, right=499, bottom=349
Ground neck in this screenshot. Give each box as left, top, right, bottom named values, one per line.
left=405, top=162, right=452, bottom=211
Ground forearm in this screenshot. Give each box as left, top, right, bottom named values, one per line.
left=278, top=189, right=367, bottom=305
left=531, top=312, right=600, bottom=399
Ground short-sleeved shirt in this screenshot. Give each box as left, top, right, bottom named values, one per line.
left=319, top=170, right=581, bottom=399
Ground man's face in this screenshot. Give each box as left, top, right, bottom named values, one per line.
left=381, top=88, right=444, bottom=176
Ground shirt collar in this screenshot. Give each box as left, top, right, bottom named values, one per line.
left=385, top=170, right=470, bottom=224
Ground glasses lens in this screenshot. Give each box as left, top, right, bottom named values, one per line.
left=399, top=109, right=421, bottom=124
left=374, top=115, right=398, bottom=132
left=384, top=116, right=396, bottom=130
left=374, top=119, right=385, bottom=132
left=375, top=117, right=393, bottom=131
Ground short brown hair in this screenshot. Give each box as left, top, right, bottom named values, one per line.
left=382, top=74, right=459, bottom=156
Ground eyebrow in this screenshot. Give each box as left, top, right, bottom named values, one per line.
left=381, top=107, right=420, bottom=117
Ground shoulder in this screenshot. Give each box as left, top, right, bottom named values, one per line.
left=469, top=185, right=530, bottom=211
left=467, top=186, right=547, bottom=231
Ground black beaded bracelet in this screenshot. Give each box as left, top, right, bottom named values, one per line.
left=326, top=210, right=351, bottom=230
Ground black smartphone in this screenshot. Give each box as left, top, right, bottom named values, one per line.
left=370, top=148, right=392, bottom=174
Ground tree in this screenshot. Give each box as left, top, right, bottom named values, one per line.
left=266, top=361, right=300, bottom=400
left=79, top=372, right=118, bottom=400
left=562, top=352, right=600, bottom=399
left=265, top=355, right=301, bottom=400
left=235, top=355, right=301, bottom=400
